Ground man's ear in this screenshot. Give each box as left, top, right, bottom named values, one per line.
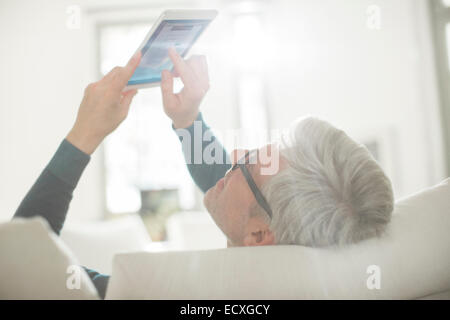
left=243, top=228, right=275, bottom=246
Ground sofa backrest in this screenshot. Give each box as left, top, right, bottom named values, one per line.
left=106, top=178, right=450, bottom=299
left=0, top=218, right=99, bottom=299
left=61, top=214, right=151, bottom=274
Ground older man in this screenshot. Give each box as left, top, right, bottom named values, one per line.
left=13, top=48, right=394, bottom=298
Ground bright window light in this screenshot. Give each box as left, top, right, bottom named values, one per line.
left=232, top=14, right=265, bottom=70
left=446, top=23, right=450, bottom=70
left=99, top=24, right=195, bottom=214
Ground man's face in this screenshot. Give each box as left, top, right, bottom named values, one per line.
left=203, top=144, right=285, bottom=247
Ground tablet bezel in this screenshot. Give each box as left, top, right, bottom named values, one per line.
left=125, top=9, right=218, bottom=90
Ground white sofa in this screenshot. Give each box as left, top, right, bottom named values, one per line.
left=166, top=211, right=227, bottom=251
left=60, top=214, right=151, bottom=274
left=0, top=218, right=99, bottom=299
left=0, top=178, right=449, bottom=299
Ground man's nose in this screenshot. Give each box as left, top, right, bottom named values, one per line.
left=230, top=149, right=249, bottom=165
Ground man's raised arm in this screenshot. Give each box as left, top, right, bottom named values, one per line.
left=14, top=51, right=141, bottom=233
left=13, top=52, right=141, bottom=299
left=160, top=48, right=231, bottom=193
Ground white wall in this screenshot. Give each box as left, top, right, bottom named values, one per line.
left=203, top=0, right=446, bottom=198
left=0, top=0, right=446, bottom=222
left=0, top=0, right=231, bottom=223
left=258, top=0, right=446, bottom=198
left=0, top=0, right=102, bottom=222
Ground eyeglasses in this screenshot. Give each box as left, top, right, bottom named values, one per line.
left=231, top=149, right=273, bottom=219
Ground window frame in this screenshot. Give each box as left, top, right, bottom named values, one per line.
left=95, top=19, right=196, bottom=217
left=429, top=0, right=450, bottom=176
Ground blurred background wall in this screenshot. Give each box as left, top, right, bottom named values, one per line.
left=0, top=0, right=447, bottom=228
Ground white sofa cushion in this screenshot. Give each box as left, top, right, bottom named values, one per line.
left=166, top=211, right=227, bottom=250
left=106, top=178, right=450, bottom=299
left=0, top=217, right=99, bottom=299
left=61, top=214, right=151, bottom=274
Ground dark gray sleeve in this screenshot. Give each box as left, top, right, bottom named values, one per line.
left=13, top=139, right=90, bottom=235
left=174, top=112, right=231, bottom=193
left=82, top=267, right=110, bottom=299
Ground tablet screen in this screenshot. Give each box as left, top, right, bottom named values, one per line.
left=128, top=19, right=211, bottom=86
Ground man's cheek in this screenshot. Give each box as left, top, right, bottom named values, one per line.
left=207, top=190, right=223, bottom=219
left=259, top=148, right=280, bottom=176
left=203, top=189, right=217, bottom=213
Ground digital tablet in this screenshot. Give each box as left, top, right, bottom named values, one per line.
left=125, top=9, right=218, bottom=90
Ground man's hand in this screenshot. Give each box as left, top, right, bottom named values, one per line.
left=161, top=47, right=210, bottom=129
left=66, top=52, right=141, bottom=155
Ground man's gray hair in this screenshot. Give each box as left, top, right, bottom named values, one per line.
left=261, top=116, right=394, bottom=247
